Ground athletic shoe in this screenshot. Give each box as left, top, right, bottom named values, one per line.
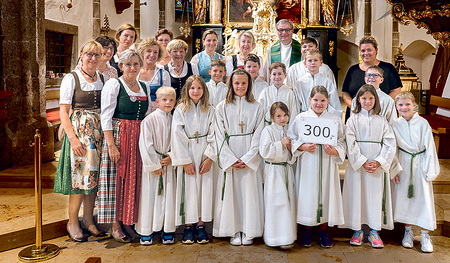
left=140, top=235, right=152, bottom=245
left=196, top=225, right=209, bottom=244
left=241, top=233, right=253, bottom=245
left=350, top=230, right=363, bottom=246
left=230, top=232, right=241, bottom=246
left=319, top=230, right=333, bottom=248
left=182, top=226, right=195, bottom=244
left=280, top=243, right=294, bottom=249
left=402, top=229, right=414, bottom=248
left=421, top=232, right=433, bottom=253
left=368, top=230, right=384, bottom=248
left=162, top=232, right=174, bottom=245
left=300, top=228, right=312, bottom=247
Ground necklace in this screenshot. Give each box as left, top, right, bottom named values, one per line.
left=172, top=62, right=183, bottom=75
left=81, top=67, right=95, bottom=81
left=123, top=77, right=137, bottom=89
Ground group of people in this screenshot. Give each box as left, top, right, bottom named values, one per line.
left=54, top=20, right=440, bottom=254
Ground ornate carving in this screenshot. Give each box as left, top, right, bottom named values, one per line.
left=195, top=39, right=201, bottom=53
left=179, top=22, right=191, bottom=38
left=329, top=40, right=334, bottom=57
left=300, top=7, right=308, bottom=29
left=340, top=19, right=353, bottom=37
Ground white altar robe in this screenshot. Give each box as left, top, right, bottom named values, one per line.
left=351, top=89, right=398, bottom=124
left=392, top=113, right=439, bottom=230
left=288, top=109, right=346, bottom=227
left=258, top=84, right=299, bottom=125
left=260, top=123, right=297, bottom=246
left=171, top=101, right=217, bottom=225
left=136, top=109, right=176, bottom=235
left=253, top=78, right=269, bottom=101
left=286, top=61, right=336, bottom=89
left=292, top=72, right=343, bottom=118
left=206, top=80, right=228, bottom=107
left=213, top=97, right=265, bottom=238
left=342, top=109, right=396, bottom=231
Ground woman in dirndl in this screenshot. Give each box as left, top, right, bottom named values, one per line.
left=54, top=40, right=107, bottom=242
left=98, top=49, right=149, bottom=242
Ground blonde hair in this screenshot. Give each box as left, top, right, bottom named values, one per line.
left=353, top=84, right=381, bottom=115
left=269, top=62, right=286, bottom=74
left=366, top=65, right=384, bottom=77
left=138, top=38, right=163, bottom=62
left=118, top=49, right=143, bottom=68
left=226, top=69, right=255, bottom=104
left=115, top=23, right=138, bottom=43
left=238, top=30, right=256, bottom=50
left=166, top=39, right=189, bottom=53
left=305, top=49, right=322, bottom=60
left=78, top=41, right=103, bottom=65
left=359, top=36, right=378, bottom=50
left=178, top=75, right=210, bottom=113
left=156, top=86, right=176, bottom=98
left=395, top=91, right=416, bottom=104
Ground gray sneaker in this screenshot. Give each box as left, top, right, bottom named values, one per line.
left=402, top=229, right=414, bottom=248
left=421, top=233, right=433, bottom=253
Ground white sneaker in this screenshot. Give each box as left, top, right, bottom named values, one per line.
left=421, top=233, right=433, bottom=253
left=280, top=243, right=294, bottom=249
left=241, top=233, right=253, bottom=245
left=230, top=232, right=241, bottom=246
left=402, top=229, right=414, bottom=248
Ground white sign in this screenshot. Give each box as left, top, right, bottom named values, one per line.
left=298, top=117, right=338, bottom=146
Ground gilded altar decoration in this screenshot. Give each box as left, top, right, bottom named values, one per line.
left=194, top=0, right=207, bottom=24
left=195, top=39, right=201, bottom=53
left=180, top=22, right=192, bottom=38
left=308, top=0, right=321, bottom=26
left=210, top=0, right=222, bottom=24
left=329, top=40, right=334, bottom=57
left=321, top=0, right=336, bottom=26
left=340, top=19, right=353, bottom=37
left=300, top=7, right=308, bottom=28
left=276, top=0, right=302, bottom=24
left=394, top=44, right=419, bottom=92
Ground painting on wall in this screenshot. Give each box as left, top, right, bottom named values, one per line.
left=275, top=0, right=301, bottom=24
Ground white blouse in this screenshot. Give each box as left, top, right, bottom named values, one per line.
left=165, top=61, right=199, bottom=78
left=59, top=69, right=103, bottom=105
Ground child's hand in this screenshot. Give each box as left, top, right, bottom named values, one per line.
left=199, top=158, right=212, bottom=175
left=281, top=137, right=292, bottom=152
left=323, top=144, right=338, bottom=156
left=299, top=143, right=316, bottom=153
left=160, top=154, right=172, bottom=166
left=154, top=168, right=165, bottom=176
left=392, top=175, right=400, bottom=184
left=184, top=163, right=196, bottom=175
left=363, top=161, right=381, bottom=173
left=232, top=159, right=247, bottom=170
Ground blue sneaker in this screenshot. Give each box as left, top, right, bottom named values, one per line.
left=196, top=225, right=209, bottom=244
left=300, top=228, right=312, bottom=247
left=319, top=231, right=333, bottom=248
left=162, top=232, right=174, bottom=245
left=140, top=235, right=152, bottom=245
left=182, top=226, right=195, bottom=244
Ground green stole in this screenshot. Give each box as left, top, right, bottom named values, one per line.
left=270, top=39, right=302, bottom=66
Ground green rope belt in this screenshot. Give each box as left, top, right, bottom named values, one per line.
left=399, top=148, right=426, bottom=199
left=265, top=161, right=289, bottom=203
left=180, top=168, right=186, bottom=225
left=356, top=140, right=387, bottom=224
left=218, top=131, right=255, bottom=201
left=155, top=149, right=168, bottom=196
left=264, top=119, right=272, bottom=125
left=317, top=144, right=323, bottom=223
left=187, top=133, right=207, bottom=143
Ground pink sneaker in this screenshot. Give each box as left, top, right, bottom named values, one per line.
left=350, top=230, right=363, bottom=246
left=369, top=230, right=384, bottom=248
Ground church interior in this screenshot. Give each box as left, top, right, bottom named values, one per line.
left=1, top=0, right=450, bottom=262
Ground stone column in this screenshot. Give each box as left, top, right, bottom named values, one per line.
left=0, top=0, right=53, bottom=169
left=364, top=0, right=371, bottom=35
left=93, top=0, right=101, bottom=38
left=209, top=0, right=221, bottom=24
left=134, top=0, right=141, bottom=39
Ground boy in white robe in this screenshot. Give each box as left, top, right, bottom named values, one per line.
left=244, top=53, right=269, bottom=100
left=293, top=49, right=342, bottom=118
left=213, top=69, right=265, bottom=246
left=136, top=86, right=177, bottom=245
left=286, top=37, right=336, bottom=88
left=206, top=59, right=228, bottom=106
left=171, top=75, right=217, bottom=244
left=342, top=84, right=396, bottom=248
left=258, top=62, right=298, bottom=126
left=392, top=91, right=439, bottom=253
left=260, top=102, right=297, bottom=249
left=351, top=65, right=397, bottom=124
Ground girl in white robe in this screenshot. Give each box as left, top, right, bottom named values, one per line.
left=136, top=86, right=177, bottom=245
left=171, top=75, right=217, bottom=244
left=342, top=84, right=396, bottom=248
left=288, top=86, right=346, bottom=248
left=213, top=69, right=265, bottom=246
left=260, top=102, right=297, bottom=249
left=392, top=91, right=439, bottom=253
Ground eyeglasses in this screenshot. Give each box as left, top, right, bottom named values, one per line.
left=277, top=28, right=293, bottom=33
left=85, top=52, right=101, bottom=59
left=365, top=73, right=381, bottom=79
left=102, top=46, right=114, bottom=51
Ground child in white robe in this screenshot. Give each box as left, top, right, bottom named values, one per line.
left=136, top=86, right=177, bottom=245
left=171, top=75, right=217, bottom=244
left=260, top=102, right=297, bottom=249
left=392, top=91, right=439, bottom=253
left=213, top=68, right=265, bottom=246
left=206, top=59, right=227, bottom=106
left=244, top=53, right=269, bottom=100
left=258, top=62, right=298, bottom=126
left=293, top=49, right=342, bottom=118
left=342, top=84, right=397, bottom=248
left=351, top=65, right=397, bottom=124
left=288, top=86, right=346, bottom=248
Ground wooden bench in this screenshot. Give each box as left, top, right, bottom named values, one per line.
left=420, top=95, right=450, bottom=158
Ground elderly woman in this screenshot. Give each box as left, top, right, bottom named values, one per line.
left=155, top=29, right=173, bottom=66
left=164, top=39, right=199, bottom=100
left=225, top=30, right=264, bottom=78
left=95, top=36, right=118, bottom=81
left=342, top=36, right=402, bottom=121
left=98, top=49, right=149, bottom=242
left=110, top=23, right=138, bottom=77
left=54, top=41, right=106, bottom=242
left=137, top=38, right=171, bottom=112
left=190, top=29, right=224, bottom=82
